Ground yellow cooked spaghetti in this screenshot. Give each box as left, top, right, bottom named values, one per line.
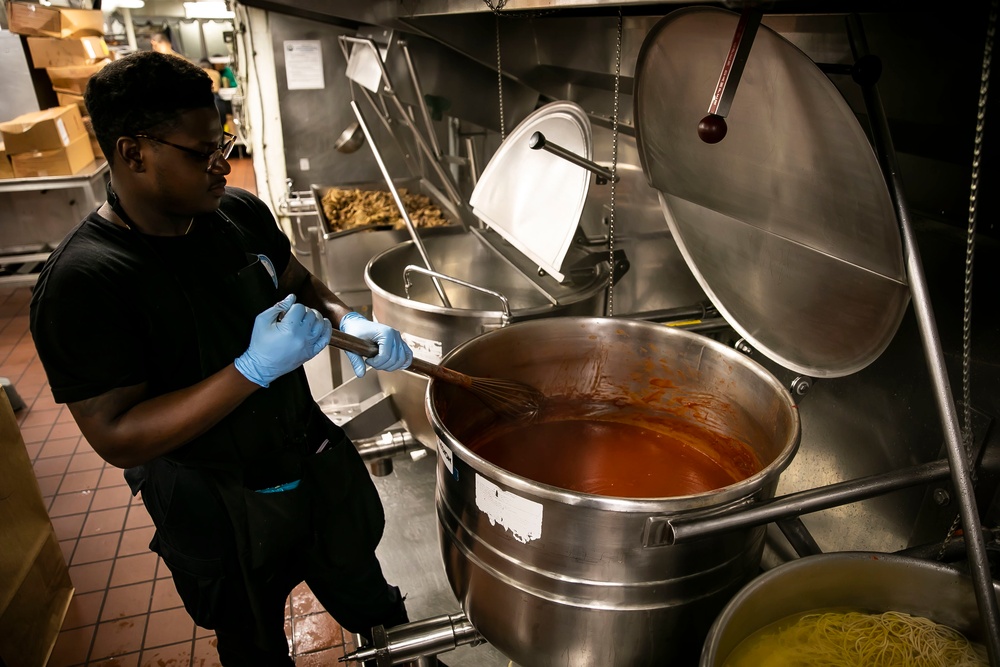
left=722, top=609, right=989, bottom=667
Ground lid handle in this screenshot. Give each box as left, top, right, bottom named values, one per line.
left=528, top=131, right=619, bottom=184
left=698, top=7, right=763, bottom=144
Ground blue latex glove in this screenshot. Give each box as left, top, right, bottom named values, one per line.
left=339, top=311, right=413, bottom=378
left=235, top=294, right=333, bottom=387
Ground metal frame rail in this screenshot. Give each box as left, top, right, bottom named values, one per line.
left=849, top=14, right=1000, bottom=658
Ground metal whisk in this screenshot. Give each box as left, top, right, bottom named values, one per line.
left=328, top=329, right=543, bottom=420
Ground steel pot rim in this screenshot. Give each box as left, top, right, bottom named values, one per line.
left=427, top=316, right=802, bottom=512
left=365, top=239, right=611, bottom=320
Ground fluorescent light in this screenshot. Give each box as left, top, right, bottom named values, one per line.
left=105, top=0, right=146, bottom=9
left=183, top=2, right=234, bottom=19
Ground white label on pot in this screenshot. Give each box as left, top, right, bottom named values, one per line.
left=475, top=474, right=542, bottom=544
left=438, top=441, right=454, bottom=474
left=401, top=332, right=444, bottom=364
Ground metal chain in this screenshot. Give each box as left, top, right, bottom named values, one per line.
left=481, top=0, right=557, bottom=19
left=496, top=14, right=506, bottom=140
left=937, top=0, right=996, bottom=561
left=482, top=0, right=562, bottom=140
left=961, top=1, right=995, bottom=457
left=607, top=9, right=623, bottom=317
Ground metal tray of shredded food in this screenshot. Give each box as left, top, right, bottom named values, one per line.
left=310, top=177, right=463, bottom=304
left=312, top=178, right=459, bottom=238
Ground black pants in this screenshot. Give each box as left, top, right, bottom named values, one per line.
left=210, top=546, right=408, bottom=665
left=138, top=458, right=407, bottom=665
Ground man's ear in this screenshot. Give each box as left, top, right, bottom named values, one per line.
left=116, top=137, right=145, bottom=172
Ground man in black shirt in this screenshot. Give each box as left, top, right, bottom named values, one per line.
left=30, top=51, right=413, bottom=664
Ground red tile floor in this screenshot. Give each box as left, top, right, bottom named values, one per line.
left=1, top=159, right=355, bottom=666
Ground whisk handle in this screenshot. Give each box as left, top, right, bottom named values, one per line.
left=328, top=329, right=380, bottom=358
left=327, top=330, right=471, bottom=387
left=408, top=357, right=474, bottom=388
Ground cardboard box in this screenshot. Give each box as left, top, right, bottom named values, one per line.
left=56, top=91, right=87, bottom=114
left=26, top=36, right=109, bottom=68
left=0, top=105, right=87, bottom=154
left=6, top=2, right=104, bottom=39
left=46, top=59, right=109, bottom=95
left=82, top=115, right=104, bottom=161
left=89, top=135, right=104, bottom=162
left=0, top=387, right=74, bottom=667
left=11, top=133, right=95, bottom=178
left=0, top=143, right=13, bottom=179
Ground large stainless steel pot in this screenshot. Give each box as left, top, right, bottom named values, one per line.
left=701, top=552, right=999, bottom=666
left=367, top=232, right=610, bottom=447
left=427, top=317, right=800, bottom=666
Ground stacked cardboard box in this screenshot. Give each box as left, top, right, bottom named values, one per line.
left=0, top=143, right=13, bottom=180
left=82, top=115, right=104, bottom=161
left=0, top=105, right=94, bottom=178
left=46, top=60, right=109, bottom=117
left=0, top=387, right=74, bottom=667
left=5, top=2, right=104, bottom=39
left=6, top=2, right=110, bottom=110
left=26, top=35, right=109, bottom=68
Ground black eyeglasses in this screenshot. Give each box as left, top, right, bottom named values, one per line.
left=134, top=132, right=237, bottom=171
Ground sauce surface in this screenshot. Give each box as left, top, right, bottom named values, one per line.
left=468, top=417, right=756, bottom=498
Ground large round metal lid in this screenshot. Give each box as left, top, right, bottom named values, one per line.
left=634, top=7, right=909, bottom=378
left=470, top=101, right=592, bottom=283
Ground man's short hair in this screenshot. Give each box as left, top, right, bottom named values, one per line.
left=85, top=51, right=215, bottom=166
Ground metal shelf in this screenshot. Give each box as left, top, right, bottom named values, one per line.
left=0, top=159, right=109, bottom=194
left=0, top=159, right=109, bottom=287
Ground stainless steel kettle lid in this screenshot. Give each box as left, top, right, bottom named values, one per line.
left=470, top=101, right=593, bottom=283
left=634, top=7, right=909, bottom=378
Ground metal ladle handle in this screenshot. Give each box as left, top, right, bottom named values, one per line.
left=403, top=264, right=512, bottom=326
left=528, top=131, right=619, bottom=184
left=350, top=100, right=452, bottom=308
left=698, top=8, right=762, bottom=144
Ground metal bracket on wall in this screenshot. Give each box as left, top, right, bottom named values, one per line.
left=337, top=33, right=466, bottom=211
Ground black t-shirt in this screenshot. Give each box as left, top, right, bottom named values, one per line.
left=30, top=187, right=291, bottom=403
left=27, top=187, right=339, bottom=472
left=30, top=189, right=384, bottom=587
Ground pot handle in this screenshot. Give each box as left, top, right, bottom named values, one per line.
left=641, top=496, right=757, bottom=548
left=403, top=264, right=513, bottom=326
